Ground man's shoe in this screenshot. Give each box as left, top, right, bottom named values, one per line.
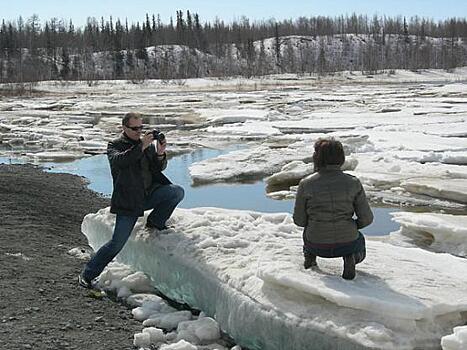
left=342, top=255, right=356, bottom=280
left=146, top=221, right=174, bottom=234
left=145, top=220, right=168, bottom=231
left=304, top=255, right=317, bottom=269
left=78, top=273, right=93, bottom=289
left=145, top=220, right=156, bottom=229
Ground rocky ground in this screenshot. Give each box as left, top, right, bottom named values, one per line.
left=0, top=164, right=142, bottom=349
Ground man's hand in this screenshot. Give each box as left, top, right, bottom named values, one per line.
left=141, top=132, right=154, bottom=151
left=157, top=139, right=167, bottom=155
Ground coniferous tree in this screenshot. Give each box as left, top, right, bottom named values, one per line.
left=403, top=17, right=410, bottom=43
left=274, top=23, right=281, bottom=72
left=257, top=39, right=267, bottom=75
left=186, top=10, right=193, bottom=47
left=244, top=38, right=256, bottom=77
left=194, top=14, right=207, bottom=51
left=60, top=47, right=70, bottom=79
left=71, top=55, right=80, bottom=79
left=317, top=40, right=326, bottom=75
left=284, top=40, right=296, bottom=73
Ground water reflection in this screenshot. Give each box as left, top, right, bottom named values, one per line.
left=0, top=150, right=400, bottom=236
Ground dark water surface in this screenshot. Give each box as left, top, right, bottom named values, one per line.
left=0, top=150, right=399, bottom=236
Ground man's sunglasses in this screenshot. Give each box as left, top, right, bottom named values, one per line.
left=125, top=125, right=144, bottom=131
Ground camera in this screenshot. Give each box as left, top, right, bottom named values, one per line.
left=152, top=129, right=165, bottom=143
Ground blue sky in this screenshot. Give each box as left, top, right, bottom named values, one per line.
left=2, top=0, right=465, bottom=27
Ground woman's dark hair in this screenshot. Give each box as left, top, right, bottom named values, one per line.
left=313, top=138, right=345, bottom=171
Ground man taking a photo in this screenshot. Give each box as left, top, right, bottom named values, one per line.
left=79, top=112, right=184, bottom=288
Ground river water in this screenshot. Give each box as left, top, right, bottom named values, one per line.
left=0, top=149, right=400, bottom=236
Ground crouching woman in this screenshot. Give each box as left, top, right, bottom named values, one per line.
left=293, top=138, right=373, bottom=280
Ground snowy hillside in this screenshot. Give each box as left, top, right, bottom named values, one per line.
left=72, top=34, right=467, bottom=79
left=2, top=34, right=466, bottom=83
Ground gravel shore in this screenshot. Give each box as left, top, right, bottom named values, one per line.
left=0, top=164, right=142, bottom=349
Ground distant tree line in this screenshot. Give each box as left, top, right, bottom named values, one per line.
left=0, top=12, right=466, bottom=83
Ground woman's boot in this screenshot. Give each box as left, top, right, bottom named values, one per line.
left=342, top=254, right=356, bottom=280
left=304, top=254, right=317, bottom=269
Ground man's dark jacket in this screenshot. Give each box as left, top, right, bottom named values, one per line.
left=107, top=133, right=171, bottom=217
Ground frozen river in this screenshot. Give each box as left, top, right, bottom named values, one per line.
left=1, top=70, right=467, bottom=349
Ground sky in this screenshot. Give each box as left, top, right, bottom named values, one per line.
left=1, top=0, right=465, bottom=28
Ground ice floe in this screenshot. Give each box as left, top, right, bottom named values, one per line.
left=390, top=211, right=467, bottom=257
left=441, top=326, right=467, bottom=350
left=82, top=207, right=467, bottom=350
left=189, top=141, right=314, bottom=185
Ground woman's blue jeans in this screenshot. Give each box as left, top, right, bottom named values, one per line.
left=83, top=184, right=184, bottom=281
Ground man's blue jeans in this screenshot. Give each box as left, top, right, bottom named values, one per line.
left=83, top=184, right=184, bottom=281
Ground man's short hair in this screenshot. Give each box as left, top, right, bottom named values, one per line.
left=122, top=112, right=142, bottom=126
left=313, top=138, right=345, bottom=171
